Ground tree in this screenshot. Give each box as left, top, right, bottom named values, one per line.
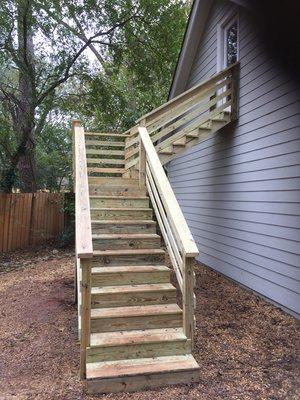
left=0, top=0, right=189, bottom=192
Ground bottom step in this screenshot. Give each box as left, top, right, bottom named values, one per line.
left=86, top=354, right=200, bottom=393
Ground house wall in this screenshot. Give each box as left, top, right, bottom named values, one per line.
left=167, top=0, right=300, bottom=317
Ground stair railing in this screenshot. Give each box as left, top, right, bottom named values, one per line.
left=124, top=62, right=239, bottom=174
left=138, top=126, right=199, bottom=347
left=72, top=120, right=93, bottom=379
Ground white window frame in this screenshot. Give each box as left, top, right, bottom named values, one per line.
left=217, top=9, right=239, bottom=72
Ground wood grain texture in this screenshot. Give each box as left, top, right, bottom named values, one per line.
left=73, top=122, right=93, bottom=258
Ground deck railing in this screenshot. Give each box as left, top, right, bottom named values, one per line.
left=124, top=62, right=239, bottom=172
left=138, top=126, right=199, bottom=346
left=72, top=120, right=93, bottom=379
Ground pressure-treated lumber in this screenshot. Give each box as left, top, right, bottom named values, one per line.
left=73, top=61, right=240, bottom=393
left=91, top=283, right=177, bottom=308
left=86, top=355, right=200, bottom=393
left=136, top=61, right=238, bottom=124
left=87, top=329, right=190, bottom=362
left=73, top=121, right=93, bottom=258
left=85, top=132, right=128, bottom=138
left=90, top=207, right=153, bottom=220
left=91, top=265, right=170, bottom=286
left=85, top=140, right=125, bottom=147
left=183, top=257, right=195, bottom=346
left=80, top=259, right=92, bottom=378
left=89, top=196, right=149, bottom=208
left=139, top=127, right=198, bottom=257
left=90, top=304, right=182, bottom=333
left=91, top=220, right=156, bottom=234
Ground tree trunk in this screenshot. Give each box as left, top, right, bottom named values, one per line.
left=16, top=0, right=37, bottom=192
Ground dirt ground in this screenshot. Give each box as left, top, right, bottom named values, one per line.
left=0, top=247, right=299, bottom=400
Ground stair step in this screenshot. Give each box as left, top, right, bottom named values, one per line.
left=87, top=158, right=125, bottom=166
left=85, top=132, right=128, bottom=139
left=90, top=327, right=186, bottom=347
left=89, top=186, right=147, bottom=197
left=159, top=146, right=174, bottom=155
left=86, top=149, right=124, bottom=156
left=86, top=355, right=200, bottom=394
left=90, top=196, right=149, bottom=208
left=91, top=283, right=176, bottom=308
left=90, top=208, right=153, bottom=220
left=211, top=111, right=231, bottom=123
left=186, top=132, right=199, bottom=138
left=85, top=140, right=125, bottom=147
left=87, top=328, right=189, bottom=362
left=88, top=177, right=139, bottom=186
left=90, top=303, right=182, bottom=332
left=92, top=233, right=161, bottom=250
left=173, top=137, right=186, bottom=146
left=199, top=121, right=212, bottom=129
left=87, top=167, right=125, bottom=174
left=91, top=220, right=157, bottom=234
left=92, top=248, right=165, bottom=266
left=91, top=265, right=170, bottom=286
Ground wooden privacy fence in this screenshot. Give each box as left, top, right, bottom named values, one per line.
left=0, top=193, right=65, bottom=252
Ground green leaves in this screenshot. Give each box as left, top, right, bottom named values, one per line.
left=0, top=0, right=189, bottom=191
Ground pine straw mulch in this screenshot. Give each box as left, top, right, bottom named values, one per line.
left=0, top=247, right=299, bottom=400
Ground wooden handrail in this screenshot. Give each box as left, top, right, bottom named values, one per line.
left=139, top=126, right=197, bottom=344
left=72, top=120, right=93, bottom=379
left=136, top=61, right=239, bottom=124
left=72, top=120, right=93, bottom=258
left=124, top=63, right=239, bottom=174
left=138, top=127, right=198, bottom=257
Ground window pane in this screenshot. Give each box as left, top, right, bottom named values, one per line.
left=226, top=21, right=238, bottom=65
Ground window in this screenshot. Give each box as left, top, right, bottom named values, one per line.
left=217, top=11, right=239, bottom=72
left=225, top=20, right=238, bottom=66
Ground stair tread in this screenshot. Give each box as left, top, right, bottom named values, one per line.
left=92, top=265, right=170, bottom=274
left=90, top=328, right=186, bottom=347
left=85, top=132, right=129, bottom=138
left=212, top=118, right=228, bottom=122
left=90, top=207, right=152, bottom=211
left=86, top=355, right=199, bottom=380
left=92, top=233, right=160, bottom=239
left=90, top=195, right=148, bottom=199
left=92, top=283, right=176, bottom=295
left=93, top=248, right=165, bottom=256
left=91, top=304, right=182, bottom=319
left=91, top=220, right=156, bottom=225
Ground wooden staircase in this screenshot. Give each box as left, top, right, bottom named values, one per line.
left=73, top=62, right=239, bottom=394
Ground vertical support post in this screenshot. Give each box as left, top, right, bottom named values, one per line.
left=80, top=258, right=92, bottom=379
left=183, top=256, right=195, bottom=349
left=72, top=119, right=81, bottom=192
left=138, top=118, right=147, bottom=186
left=230, top=65, right=239, bottom=121
left=139, top=137, right=146, bottom=187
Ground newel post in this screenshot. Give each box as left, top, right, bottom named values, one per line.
left=72, top=119, right=81, bottom=192
left=183, top=256, right=196, bottom=349
left=139, top=119, right=146, bottom=187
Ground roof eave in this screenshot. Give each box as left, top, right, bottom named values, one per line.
left=168, top=0, right=213, bottom=100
